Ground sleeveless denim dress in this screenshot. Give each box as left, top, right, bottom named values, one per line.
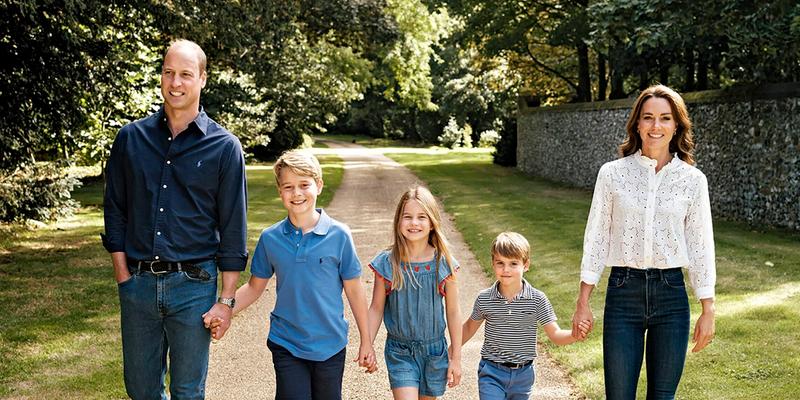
left=369, top=250, right=458, bottom=397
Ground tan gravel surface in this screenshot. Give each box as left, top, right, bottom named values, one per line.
left=206, top=140, right=582, bottom=399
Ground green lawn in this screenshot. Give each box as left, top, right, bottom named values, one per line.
left=384, top=149, right=800, bottom=399
left=0, top=155, right=343, bottom=399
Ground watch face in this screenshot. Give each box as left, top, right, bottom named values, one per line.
left=218, top=297, right=235, bottom=308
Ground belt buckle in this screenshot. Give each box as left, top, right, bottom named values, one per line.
left=147, top=261, right=170, bottom=275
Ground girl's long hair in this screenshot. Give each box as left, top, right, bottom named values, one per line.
left=389, top=186, right=455, bottom=291
left=620, top=84, right=696, bottom=165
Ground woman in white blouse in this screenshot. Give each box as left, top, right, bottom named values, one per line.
left=571, top=85, right=716, bottom=400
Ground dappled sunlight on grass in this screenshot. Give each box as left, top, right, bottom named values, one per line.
left=717, top=282, right=800, bottom=316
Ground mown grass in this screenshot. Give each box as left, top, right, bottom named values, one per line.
left=0, top=155, right=343, bottom=399
left=384, top=149, right=800, bottom=399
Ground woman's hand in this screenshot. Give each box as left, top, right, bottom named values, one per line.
left=572, top=302, right=594, bottom=339
left=692, top=298, right=715, bottom=352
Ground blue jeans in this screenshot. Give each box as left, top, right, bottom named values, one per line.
left=603, top=267, right=690, bottom=400
left=118, top=260, right=218, bottom=400
left=477, top=359, right=535, bottom=400
left=268, top=339, right=346, bottom=400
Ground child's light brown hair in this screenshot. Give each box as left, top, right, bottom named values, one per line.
left=273, top=150, right=323, bottom=187
left=491, top=232, right=530, bottom=264
left=389, top=186, right=455, bottom=291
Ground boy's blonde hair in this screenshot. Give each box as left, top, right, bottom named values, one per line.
left=491, top=232, right=530, bottom=264
left=389, top=186, right=455, bottom=291
left=273, top=150, right=323, bottom=187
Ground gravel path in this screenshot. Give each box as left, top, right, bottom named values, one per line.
left=206, top=140, right=582, bottom=399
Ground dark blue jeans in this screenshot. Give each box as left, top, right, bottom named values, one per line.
left=118, top=260, right=217, bottom=400
left=267, top=339, right=346, bottom=400
left=603, top=267, right=690, bottom=400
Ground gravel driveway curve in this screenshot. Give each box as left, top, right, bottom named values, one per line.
left=205, top=140, right=583, bottom=399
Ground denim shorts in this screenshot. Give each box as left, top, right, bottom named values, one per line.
left=384, top=335, right=449, bottom=396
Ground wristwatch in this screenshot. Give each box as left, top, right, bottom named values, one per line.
left=217, top=296, right=236, bottom=309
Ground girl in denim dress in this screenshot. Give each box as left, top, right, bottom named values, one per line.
left=367, top=186, right=463, bottom=399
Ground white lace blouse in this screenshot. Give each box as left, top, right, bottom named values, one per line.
left=580, top=151, right=716, bottom=299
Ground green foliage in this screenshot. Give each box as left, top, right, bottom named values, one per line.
left=0, top=163, right=79, bottom=223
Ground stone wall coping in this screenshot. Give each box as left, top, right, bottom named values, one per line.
left=519, top=82, right=800, bottom=114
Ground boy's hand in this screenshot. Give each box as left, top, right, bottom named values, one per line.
left=203, top=306, right=232, bottom=340
left=576, top=320, right=592, bottom=340
left=354, top=342, right=377, bottom=373
left=447, top=357, right=462, bottom=388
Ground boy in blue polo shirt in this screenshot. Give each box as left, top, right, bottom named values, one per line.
left=208, top=150, right=375, bottom=399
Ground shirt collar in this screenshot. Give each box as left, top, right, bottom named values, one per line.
left=491, top=278, right=535, bottom=301
left=633, top=149, right=680, bottom=171
left=157, top=105, right=209, bottom=136
left=281, top=208, right=332, bottom=236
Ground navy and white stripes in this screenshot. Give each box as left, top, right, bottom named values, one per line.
left=470, top=279, right=556, bottom=364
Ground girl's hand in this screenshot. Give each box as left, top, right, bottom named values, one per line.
left=447, top=358, right=462, bottom=388
left=354, top=342, right=378, bottom=373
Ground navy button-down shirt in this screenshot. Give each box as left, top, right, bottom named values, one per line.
left=102, top=107, right=248, bottom=271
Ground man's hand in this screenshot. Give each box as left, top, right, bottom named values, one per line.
left=203, top=303, right=233, bottom=340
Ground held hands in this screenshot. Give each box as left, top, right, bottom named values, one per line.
left=202, top=303, right=233, bottom=340
left=355, top=342, right=378, bottom=373
left=447, top=355, right=462, bottom=388
left=572, top=302, right=594, bottom=340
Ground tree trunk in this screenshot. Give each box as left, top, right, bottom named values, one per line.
left=659, top=59, right=669, bottom=85
left=597, top=53, right=607, bottom=101
left=684, top=47, right=695, bottom=92
left=697, top=50, right=709, bottom=90
left=577, top=41, right=591, bottom=102
left=609, top=43, right=625, bottom=99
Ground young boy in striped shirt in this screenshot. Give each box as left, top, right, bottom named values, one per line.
left=461, top=232, right=589, bottom=399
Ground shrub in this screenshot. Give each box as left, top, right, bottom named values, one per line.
left=492, top=119, right=517, bottom=166
left=438, top=117, right=462, bottom=148
left=478, top=130, right=500, bottom=148
left=0, top=163, right=79, bottom=223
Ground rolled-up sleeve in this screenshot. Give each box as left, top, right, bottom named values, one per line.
left=580, top=164, right=613, bottom=285
left=684, top=173, right=716, bottom=299
left=215, top=139, right=248, bottom=271
left=102, top=129, right=128, bottom=253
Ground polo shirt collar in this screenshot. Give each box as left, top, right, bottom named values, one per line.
left=491, top=278, right=535, bottom=301
left=281, top=208, right=332, bottom=236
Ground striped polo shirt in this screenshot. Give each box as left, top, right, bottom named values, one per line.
left=469, top=279, right=557, bottom=364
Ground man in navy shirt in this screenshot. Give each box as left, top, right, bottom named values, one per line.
left=102, top=39, right=247, bottom=399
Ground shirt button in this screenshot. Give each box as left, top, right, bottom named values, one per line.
left=159, top=208, right=164, bottom=212
left=154, top=255, right=160, bottom=260
left=157, top=232, right=161, bottom=235
left=166, top=160, right=171, bottom=165
left=295, top=231, right=299, bottom=235
left=168, top=137, right=172, bottom=141
left=163, top=185, right=167, bottom=189
left=296, top=244, right=300, bottom=247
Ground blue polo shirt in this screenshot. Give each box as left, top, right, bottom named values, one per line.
left=251, top=209, right=362, bottom=361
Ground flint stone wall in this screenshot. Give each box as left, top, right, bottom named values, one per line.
left=517, top=83, right=800, bottom=230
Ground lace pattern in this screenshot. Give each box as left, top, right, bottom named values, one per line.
left=580, top=151, right=716, bottom=299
